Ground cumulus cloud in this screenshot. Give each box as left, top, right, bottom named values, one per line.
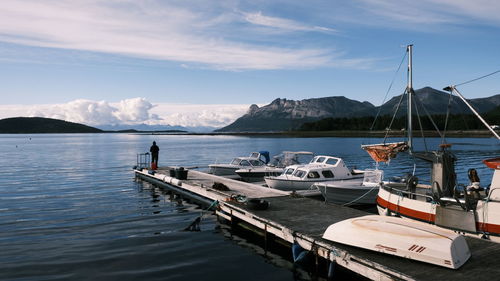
left=150, top=104, right=250, bottom=127
left=23, top=98, right=157, bottom=126
left=0, top=98, right=250, bottom=128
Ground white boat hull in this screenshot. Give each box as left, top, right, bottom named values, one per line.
left=322, top=215, right=471, bottom=269
left=265, top=176, right=362, bottom=191
left=208, top=165, right=240, bottom=176
left=315, top=180, right=378, bottom=205
left=235, top=167, right=283, bottom=182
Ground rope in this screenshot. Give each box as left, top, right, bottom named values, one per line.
left=342, top=184, right=378, bottom=206
left=456, top=69, right=500, bottom=87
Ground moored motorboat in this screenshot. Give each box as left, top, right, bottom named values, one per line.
left=264, top=155, right=364, bottom=191
left=322, top=215, right=471, bottom=269
left=208, top=151, right=269, bottom=176
left=235, top=151, right=314, bottom=182
left=314, top=169, right=382, bottom=205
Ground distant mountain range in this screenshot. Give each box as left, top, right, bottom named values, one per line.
left=216, top=87, right=500, bottom=132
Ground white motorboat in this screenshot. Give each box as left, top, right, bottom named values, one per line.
left=235, top=151, right=314, bottom=182
left=208, top=151, right=268, bottom=176
left=322, top=215, right=471, bottom=269
left=364, top=45, right=500, bottom=242
left=314, top=169, right=382, bottom=205
left=264, top=155, right=364, bottom=191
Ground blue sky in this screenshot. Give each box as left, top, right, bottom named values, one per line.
left=0, top=0, right=499, bottom=128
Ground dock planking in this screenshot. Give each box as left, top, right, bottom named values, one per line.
left=135, top=167, right=500, bottom=281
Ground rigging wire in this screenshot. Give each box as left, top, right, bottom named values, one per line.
left=383, top=88, right=407, bottom=143
left=370, top=50, right=408, bottom=131
left=412, top=91, right=428, bottom=151
left=455, top=69, right=500, bottom=87
left=413, top=93, right=443, bottom=140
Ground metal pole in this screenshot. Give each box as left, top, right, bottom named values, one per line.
left=449, top=86, right=500, bottom=140
left=407, top=44, right=414, bottom=152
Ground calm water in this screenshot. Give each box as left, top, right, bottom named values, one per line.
left=0, top=134, right=498, bottom=280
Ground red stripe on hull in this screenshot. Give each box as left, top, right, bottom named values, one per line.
left=377, top=195, right=500, bottom=236
left=376, top=196, right=435, bottom=223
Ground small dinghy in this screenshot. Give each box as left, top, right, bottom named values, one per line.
left=322, top=215, right=470, bottom=269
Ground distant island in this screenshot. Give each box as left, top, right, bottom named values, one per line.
left=0, top=117, right=187, bottom=134
left=0, top=117, right=103, bottom=133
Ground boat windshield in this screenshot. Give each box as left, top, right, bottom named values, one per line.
left=249, top=152, right=260, bottom=158
left=230, top=158, right=241, bottom=165
left=249, top=159, right=265, bottom=166
left=325, top=158, right=338, bottom=165
left=284, top=168, right=295, bottom=175
left=311, top=156, right=326, bottom=163
left=240, top=160, right=251, bottom=166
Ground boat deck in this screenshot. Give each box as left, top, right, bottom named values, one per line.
left=135, top=167, right=500, bottom=281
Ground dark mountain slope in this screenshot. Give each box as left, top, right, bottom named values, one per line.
left=0, top=117, right=103, bottom=133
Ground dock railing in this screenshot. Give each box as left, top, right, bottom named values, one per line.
left=136, top=153, right=151, bottom=169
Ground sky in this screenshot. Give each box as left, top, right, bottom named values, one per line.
left=0, top=0, right=499, bottom=129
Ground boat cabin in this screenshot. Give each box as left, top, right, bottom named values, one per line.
left=279, top=156, right=353, bottom=180
left=229, top=157, right=266, bottom=167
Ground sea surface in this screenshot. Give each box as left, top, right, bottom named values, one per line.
left=0, top=134, right=498, bottom=280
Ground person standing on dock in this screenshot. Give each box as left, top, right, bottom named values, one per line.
left=150, top=141, right=159, bottom=169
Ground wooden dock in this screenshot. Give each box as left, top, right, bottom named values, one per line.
left=135, top=167, right=500, bottom=281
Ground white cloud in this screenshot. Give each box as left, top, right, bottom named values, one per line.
left=0, top=0, right=361, bottom=70
left=356, top=0, right=500, bottom=27
left=243, top=11, right=337, bottom=33
left=150, top=104, right=251, bottom=127
left=0, top=99, right=251, bottom=128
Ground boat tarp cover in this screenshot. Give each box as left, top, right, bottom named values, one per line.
left=259, top=151, right=270, bottom=164
left=362, top=142, right=409, bottom=163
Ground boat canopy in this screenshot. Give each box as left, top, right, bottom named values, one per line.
left=361, top=142, right=409, bottom=163
left=259, top=151, right=270, bottom=164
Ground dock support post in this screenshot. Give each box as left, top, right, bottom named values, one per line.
left=327, top=260, right=336, bottom=280
left=264, top=224, right=268, bottom=255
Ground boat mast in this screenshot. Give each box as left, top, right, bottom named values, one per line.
left=407, top=44, right=413, bottom=152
